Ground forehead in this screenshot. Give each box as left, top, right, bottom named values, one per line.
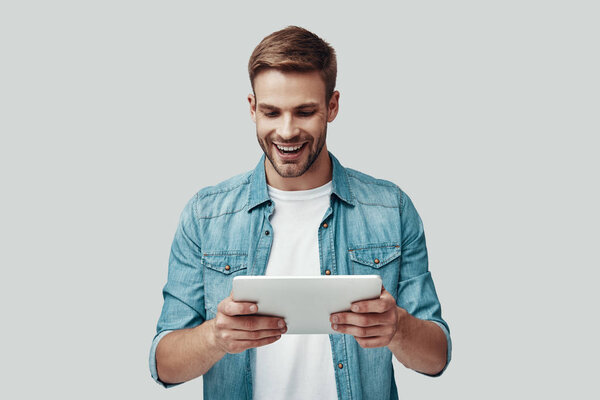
left=253, top=69, right=327, bottom=107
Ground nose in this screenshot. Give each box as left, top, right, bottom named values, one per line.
left=278, top=113, right=299, bottom=139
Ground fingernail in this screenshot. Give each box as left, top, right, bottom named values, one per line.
left=280, top=328, right=286, bottom=333
left=351, top=305, right=358, bottom=312
left=250, top=305, right=257, bottom=312
left=332, top=316, right=338, bottom=323
left=333, top=324, right=338, bottom=330
left=278, top=320, right=284, bottom=328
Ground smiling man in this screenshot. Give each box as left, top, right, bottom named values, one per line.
left=150, top=26, right=451, bottom=400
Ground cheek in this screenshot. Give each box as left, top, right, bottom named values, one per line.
left=302, top=119, right=325, bottom=135
left=255, top=121, right=272, bottom=140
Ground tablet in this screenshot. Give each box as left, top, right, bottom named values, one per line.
left=232, top=275, right=382, bottom=334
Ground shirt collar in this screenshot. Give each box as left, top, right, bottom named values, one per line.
left=247, top=151, right=356, bottom=211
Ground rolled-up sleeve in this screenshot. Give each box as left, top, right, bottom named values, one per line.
left=396, top=190, right=452, bottom=376
left=149, top=194, right=206, bottom=387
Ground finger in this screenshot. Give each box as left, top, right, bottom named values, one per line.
left=330, top=311, right=390, bottom=327
left=350, top=292, right=395, bottom=314
left=332, top=323, right=395, bottom=338
left=224, top=326, right=287, bottom=340
left=217, top=295, right=259, bottom=316
left=228, top=315, right=286, bottom=331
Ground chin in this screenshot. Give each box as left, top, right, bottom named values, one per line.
left=272, top=162, right=308, bottom=178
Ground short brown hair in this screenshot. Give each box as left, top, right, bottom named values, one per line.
left=248, top=26, right=337, bottom=101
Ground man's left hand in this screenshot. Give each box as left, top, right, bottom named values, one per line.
left=330, top=287, right=406, bottom=348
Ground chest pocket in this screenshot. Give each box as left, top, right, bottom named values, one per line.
left=201, top=251, right=248, bottom=317
left=348, top=243, right=401, bottom=294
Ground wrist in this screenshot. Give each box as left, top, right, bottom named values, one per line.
left=204, top=319, right=227, bottom=356
left=389, top=306, right=410, bottom=350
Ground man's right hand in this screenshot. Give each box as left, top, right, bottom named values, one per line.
left=210, top=293, right=286, bottom=354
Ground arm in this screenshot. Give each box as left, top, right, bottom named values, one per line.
left=156, top=295, right=287, bottom=385
left=156, top=320, right=225, bottom=384
left=150, top=196, right=285, bottom=386
left=387, top=305, right=447, bottom=375
left=330, top=289, right=447, bottom=376
left=330, top=190, right=450, bottom=375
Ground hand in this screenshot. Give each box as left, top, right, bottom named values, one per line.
left=210, top=293, right=286, bottom=354
left=330, top=287, right=406, bottom=348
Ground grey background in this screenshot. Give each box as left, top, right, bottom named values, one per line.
left=1, top=1, right=598, bottom=398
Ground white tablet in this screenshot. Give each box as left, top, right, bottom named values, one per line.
left=232, top=275, right=382, bottom=334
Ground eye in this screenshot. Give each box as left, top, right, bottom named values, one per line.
left=297, top=110, right=316, bottom=117
left=263, top=111, right=279, bottom=118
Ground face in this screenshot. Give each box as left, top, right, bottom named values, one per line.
left=249, top=69, right=339, bottom=186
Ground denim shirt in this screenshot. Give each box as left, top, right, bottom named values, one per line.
left=149, top=152, right=451, bottom=400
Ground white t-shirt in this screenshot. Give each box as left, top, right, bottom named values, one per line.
left=253, top=181, right=338, bottom=400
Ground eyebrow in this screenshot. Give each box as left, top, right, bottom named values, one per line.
left=257, top=102, right=320, bottom=111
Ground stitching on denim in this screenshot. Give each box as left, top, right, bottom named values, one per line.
left=198, top=206, right=247, bottom=219
left=399, top=187, right=406, bottom=215
left=350, top=251, right=401, bottom=267
left=354, top=199, right=399, bottom=208
left=343, top=168, right=356, bottom=205
left=202, top=250, right=248, bottom=256
left=196, top=175, right=251, bottom=199
left=192, top=192, right=201, bottom=221
left=348, top=243, right=400, bottom=252
left=200, top=260, right=247, bottom=273
left=318, top=218, right=325, bottom=274
left=342, top=335, right=353, bottom=400
left=347, top=171, right=397, bottom=187
left=328, top=213, right=337, bottom=275
left=328, top=335, right=343, bottom=399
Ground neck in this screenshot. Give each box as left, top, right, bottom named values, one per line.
left=265, top=147, right=332, bottom=191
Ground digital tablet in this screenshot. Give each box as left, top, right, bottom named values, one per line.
left=232, top=275, right=382, bottom=334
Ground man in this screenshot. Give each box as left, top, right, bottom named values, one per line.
left=150, top=26, right=451, bottom=400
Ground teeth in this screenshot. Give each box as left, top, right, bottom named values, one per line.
left=276, top=144, right=303, bottom=151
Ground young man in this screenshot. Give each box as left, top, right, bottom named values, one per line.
left=150, top=26, right=451, bottom=400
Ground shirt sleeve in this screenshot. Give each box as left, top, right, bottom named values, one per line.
left=396, top=190, right=452, bottom=376
left=149, top=194, right=206, bottom=387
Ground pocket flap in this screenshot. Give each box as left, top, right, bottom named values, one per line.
left=200, top=251, right=247, bottom=275
left=348, top=243, right=401, bottom=268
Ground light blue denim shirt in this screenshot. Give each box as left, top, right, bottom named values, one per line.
left=150, top=152, right=451, bottom=399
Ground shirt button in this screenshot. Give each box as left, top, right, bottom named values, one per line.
left=322, top=222, right=328, bottom=228
left=265, top=230, right=270, bottom=236
left=338, top=363, right=343, bottom=369
left=374, top=258, right=380, bottom=264
left=325, top=270, right=331, bottom=275
left=225, top=265, right=231, bottom=271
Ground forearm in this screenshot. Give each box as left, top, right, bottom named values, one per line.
left=156, top=319, right=225, bottom=384
left=387, top=307, right=447, bottom=376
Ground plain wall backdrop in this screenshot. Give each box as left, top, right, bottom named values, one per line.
left=1, top=1, right=598, bottom=398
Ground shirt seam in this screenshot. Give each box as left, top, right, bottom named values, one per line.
left=197, top=206, right=247, bottom=220
left=346, top=171, right=398, bottom=188
left=196, top=175, right=252, bottom=199
left=354, top=200, right=399, bottom=208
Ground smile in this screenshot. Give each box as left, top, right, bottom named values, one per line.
left=275, top=143, right=305, bottom=154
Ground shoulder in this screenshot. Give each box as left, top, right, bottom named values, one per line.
left=345, top=168, right=407, bottom=210
left=187, top=170, right=254, bottom=219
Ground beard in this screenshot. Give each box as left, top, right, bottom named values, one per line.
left=257, top=124, right=327, bottom=178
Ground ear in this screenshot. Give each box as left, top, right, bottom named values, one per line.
left=248, top=94, right=257, bottom=123
left=327, top=90, right=340, bottom=123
